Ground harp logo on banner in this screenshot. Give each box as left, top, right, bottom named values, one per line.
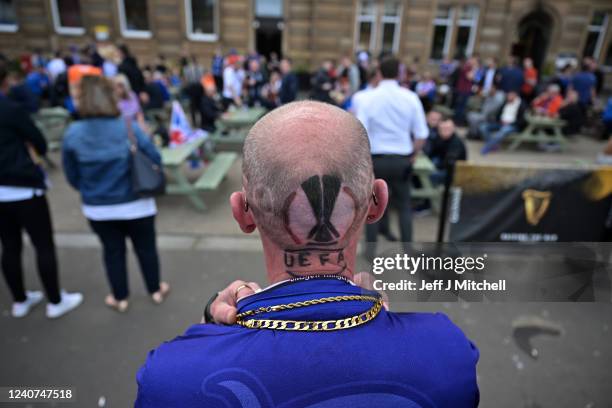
left=522, top=189, right=552, bottom=226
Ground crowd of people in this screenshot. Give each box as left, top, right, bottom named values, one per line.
left=1, top=40, right=611, bottom=319
left=1, top=42, right=610, bottom=145
left=308, top=52, right=609, bottom=155
left=0, top=44, right=301, bottom=136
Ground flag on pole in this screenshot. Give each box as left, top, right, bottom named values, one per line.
left=169, top=101, right=207, bottom=147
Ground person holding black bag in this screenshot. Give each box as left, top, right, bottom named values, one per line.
left=0, top=65, right=83, bottom=319
left=62, top=75, right=168, bottom=313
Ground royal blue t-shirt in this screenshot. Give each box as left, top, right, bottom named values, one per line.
left=571, top=71, right=596, bottom=105
left=498, top=66, right=524, bottom=93
left=135, top=278, right=479, bottom=407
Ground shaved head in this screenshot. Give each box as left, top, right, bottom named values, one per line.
left=243, top=101, right=373, bottom=256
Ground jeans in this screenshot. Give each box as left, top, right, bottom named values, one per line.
left=479, top=123, right=517, bottom=152
left=89, top=216, right=160, bottom=301
left=467, top=111, right=486, bottom=139
left=453, top=91, right=471, bottom=125
left=365, top=155, right=413, bottom=258
left=0, top=195, right=61, bottom=304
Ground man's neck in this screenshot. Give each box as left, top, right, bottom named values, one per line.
left=260, top=235, right=357, bottom=284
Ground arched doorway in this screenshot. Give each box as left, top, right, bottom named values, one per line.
left=513, top=9, right=554, bottom=70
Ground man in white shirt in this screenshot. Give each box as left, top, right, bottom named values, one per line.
left=222, top=55, right=244, bottom=110
left=479, top=90, right=526, bottom=154
left=480, top=58, right=497, bottom=95
left=360, top=57, right=429, bottom=258
left=46, top=51, right=66, bottom=82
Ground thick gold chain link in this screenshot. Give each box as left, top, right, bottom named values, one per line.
left=236, top=295, right=384, bottom=332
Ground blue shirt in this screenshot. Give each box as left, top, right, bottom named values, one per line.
left=212, top=55, right=224, bottom=76
left=571, top=71, right=596, bottom=105
left=603, top=98, right=612, bottom=123
left=25, top=71, right=50, bottom=96
left=498, top=66, right=524, bottom=93
left=135, top=278, right=479, bottom=407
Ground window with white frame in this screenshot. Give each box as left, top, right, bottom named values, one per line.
left=50, top=0, right=84, bottom=35
left=605, top=38, right=612, bottom=67
left=454, top=5, right=479, bottom=58
left=356, top=0, right=377, bottom=52
left=118, top=0, right=151, bottom=39
left=355, top=0, right=402, bottom=54
left=0, top=0, right=17, bottom=32
left=380, top=0, right=402, bottom=53
left=430, top=4, right=479, bottom=60
left=583, top=11, right=608, bottom=59
left=185, top=0, right=217, bottom=41
left=430, top=6, right=453, bottom=60
left=254, top=0, right=283, bottom=17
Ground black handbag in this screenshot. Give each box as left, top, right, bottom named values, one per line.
left=125, top=119, right=166, bottom=197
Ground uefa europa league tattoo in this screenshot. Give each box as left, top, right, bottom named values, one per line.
left=282, top=174, right=358, bottom=276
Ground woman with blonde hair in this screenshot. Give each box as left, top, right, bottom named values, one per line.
left=62, top=75, right=169, bottom=312
left=114, top=73, right=147, bottom=129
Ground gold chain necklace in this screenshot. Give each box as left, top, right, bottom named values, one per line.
left=236, top=295, right=384, bottom=331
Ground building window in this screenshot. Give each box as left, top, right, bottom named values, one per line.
left=455, top=5, right=479, bottom=59
left=583, top=11, right=608, bottom=59
left=356, top=0, right=377, bottom=52
left=185, top=0, right=217, bottom=41
left=380, top=0, right=402, bottom=53
left=0, top=0, right=17, bottom=32
left=431, top=6, right=454, bottom=60
left=118, top=0, right=151, bottom=39
left=430, top=4, right=479, bottom=60
left=604, top=40, right=612, bottom=67
left=355, top=0, right=402, bottom=54
left=254, top=0, right=282, bottom=18
left=50, top=0, right=84, bottom=35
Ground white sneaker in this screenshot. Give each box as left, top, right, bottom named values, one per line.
left=46, top=291, right=83, bottom=319
left=12, top=291, right=44, bottom=318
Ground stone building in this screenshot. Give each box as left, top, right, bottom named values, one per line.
left=0, top=0, right=611, bottom=85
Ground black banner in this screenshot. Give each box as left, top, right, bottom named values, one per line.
left=448, top=162, right=612, bottom=242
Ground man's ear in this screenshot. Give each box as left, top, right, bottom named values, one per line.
left=366, top=179, right=389, bottom=224
left=230, top=192, right=256, bottom=233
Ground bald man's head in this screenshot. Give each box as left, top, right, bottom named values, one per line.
left=242, top=101, right=373, bottom=251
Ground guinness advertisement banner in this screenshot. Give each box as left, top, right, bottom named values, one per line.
left=448, top=162, right=612, bottom=242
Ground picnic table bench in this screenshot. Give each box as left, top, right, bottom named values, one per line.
left=161, top=137, right=238, bottom=210
left=32, top=107, right=71, bottom=151
left=211, top=107, right=267, bottom=145
left=508, top=114, right=567, bottom=151
left=412, top=155, right=443, bottom=213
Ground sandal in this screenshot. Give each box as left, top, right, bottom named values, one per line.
left=152, top=282, right=170, bottom=304
left=105, top=295, right=129, bottom=313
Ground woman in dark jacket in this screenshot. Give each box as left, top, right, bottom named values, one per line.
left=62, top=75, right=169, bottom=312
left=0, top=66, right=82, bottom=319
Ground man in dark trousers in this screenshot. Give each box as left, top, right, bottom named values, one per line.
left=0, top=65, right=82, bottom=319
left=426, top=118, right=467, bottom=185
left=359, top=56, right=429, bottom=258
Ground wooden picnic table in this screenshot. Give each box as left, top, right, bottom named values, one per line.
left=412, top=155, right=442, bottom=212
left=211, top=107, right=267, bottom=144
left=32, top=107, right=71, bottom=151
left=508, top=114, right=567, bottom=151
left=161, top=137, right=237, bottom=210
